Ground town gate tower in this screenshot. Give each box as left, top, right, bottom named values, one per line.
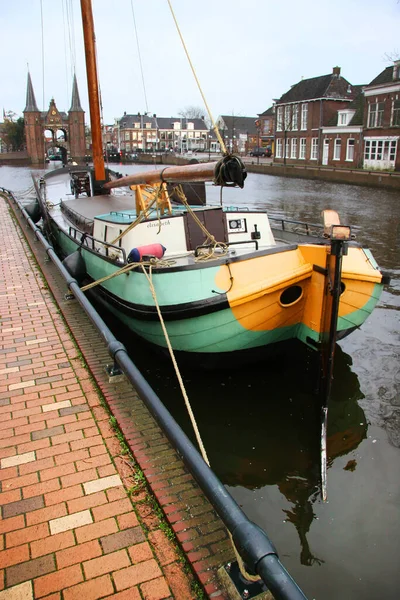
left=24, top=73, right=86, bottom=164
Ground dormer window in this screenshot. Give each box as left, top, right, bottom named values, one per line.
left=338, top=110, right=355, bottom=126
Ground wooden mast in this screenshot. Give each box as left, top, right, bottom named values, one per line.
left=80, top=0, right=106, bottom=184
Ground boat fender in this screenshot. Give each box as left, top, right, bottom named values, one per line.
left=25, top=200, right=42, bottom=224
left=127, top=243, right=166, bottom=263
left=62, top=250, right=87, bottom=285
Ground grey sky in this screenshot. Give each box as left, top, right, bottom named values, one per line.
left=1, top=0, right=399, bottom=125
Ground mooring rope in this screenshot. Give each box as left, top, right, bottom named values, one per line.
left=141, top=265, right=211, bottom=465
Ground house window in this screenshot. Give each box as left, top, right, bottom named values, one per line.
left=368, top=102, right=384, bottom=127
left=187, top=122, right=194, bottom=130
left=132, top=132, right=137, bottom=140
left=124, top=133, right=130, bottom=141
left=301, top=103, right=308, bottom=130
left=311, top=138, right=318, bottom=160
left=299, top=138, right=306, bottom=159
left=285, top=138, right=290, bottom=158
left=277, top=107, right=283, bottom=131
left=276, top=138, right=283, bottom=158
left=346, top=139, right=355, bottom=161
left=292, top=105, right=298, bottom=130
left=284, top=106, right=291, bottom=130
left=291, top=138, right=297, bottom=158
left=145, top=123, right=151, bottom=129
left=134, top=123, right=140, bottom=129
left=338, top=113, right=347, bottom=125
left=333, top=138, right=341, bottom=160
left=392, top=100, right=400, bottom=126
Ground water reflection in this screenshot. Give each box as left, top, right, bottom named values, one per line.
left=112, top=322, right=367, bottom=568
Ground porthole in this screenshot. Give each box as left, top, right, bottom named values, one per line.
left=280, top=285, right=303, bottom=307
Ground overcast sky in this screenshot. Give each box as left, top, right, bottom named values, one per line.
left=1, top=0, right=399, bottom=125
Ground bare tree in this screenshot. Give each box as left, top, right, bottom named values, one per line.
left=178, top=106, right=210, bottom=128
left=384, top=50, right=400, bottom=62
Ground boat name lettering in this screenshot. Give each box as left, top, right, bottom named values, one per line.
left=147, top=220, right=171, bottom=228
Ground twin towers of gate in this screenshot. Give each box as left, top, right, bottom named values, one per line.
left=24, top=72, right=86, bottom=164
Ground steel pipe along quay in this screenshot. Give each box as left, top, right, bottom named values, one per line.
left=4, top=189, right=308, bottom=600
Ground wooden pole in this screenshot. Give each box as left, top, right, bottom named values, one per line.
left=103, top=162, right=217, bottom=190
left=80, top=0, right=106, bottom=183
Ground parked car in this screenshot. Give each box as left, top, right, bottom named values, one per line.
left=249, top=147, right=271, bottom=157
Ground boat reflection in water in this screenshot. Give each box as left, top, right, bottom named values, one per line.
left=125, top=337, right=367, bottom=569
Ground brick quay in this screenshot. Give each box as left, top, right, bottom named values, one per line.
left=0, top=191, right=232, bottom=599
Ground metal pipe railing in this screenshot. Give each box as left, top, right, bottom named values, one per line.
left=3, top=188, right=308, bottom=600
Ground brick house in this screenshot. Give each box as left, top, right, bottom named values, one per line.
left=362, top=60, right=400, bottom=171
left=320, top=89, right=364, bottom=168
left=215, top=115, right=258, bottom=154
left=257, top=106, right=275, bottom=154
left=274, top=67, right=357, bottom=165
left=115, top=113, right=208, bottom=153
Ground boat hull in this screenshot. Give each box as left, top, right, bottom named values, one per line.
left=51, top=222, right=384, bottom=361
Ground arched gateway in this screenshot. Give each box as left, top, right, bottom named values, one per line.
left=24, top=73, right=86, bottom=164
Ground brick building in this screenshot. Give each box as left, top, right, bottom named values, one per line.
left=215, top=115, right=258, bottom=154
left=114, top=113, right=209, bottom=154
left=362, top=60, right=400, bottom=171
left=257, top=106, right=275, bottom=154
left=273, top=67, right=357, bottom=165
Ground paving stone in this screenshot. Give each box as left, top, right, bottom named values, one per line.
left=100, top=527, right=145, bottom=554
left=83, top=475, right=122, bottom=495
left=0, top=581, right=33, bottom=600
left=49, top=510, right=93, bottom=535
left=2, top=495, right=44, bottom=519
left=0, top=452, right=35, bottom=469
left=6, top=554, right=55, bottom=587
left=42, top=401, right=72, bottom=413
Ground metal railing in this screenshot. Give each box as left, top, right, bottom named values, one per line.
left=3, top=187, right=308, bottom=600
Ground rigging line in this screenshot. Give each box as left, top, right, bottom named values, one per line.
left=61, top=0, right=70, bottom=102
left=167, top=0, right=227, bottom=154
left=69, top=0, right=77, bottom=70
left=129, top=0, right=149, bottom=113
left=65, top=0, right=75, bottom=76
left=40, top=0, right=45, bottom=112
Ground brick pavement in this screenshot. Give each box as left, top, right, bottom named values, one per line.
left=0, top=194, right=228, bottom=599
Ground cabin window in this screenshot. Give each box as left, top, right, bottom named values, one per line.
left=346, top=139, right=355, bottom=161
left=311, top=138, right=318, bottom=160
left=280, top=285, right=303, bottom=306
left=333, top=138, right=341, bottom=160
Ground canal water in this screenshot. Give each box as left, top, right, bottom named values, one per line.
left=1, top=164, right=399, bottom=600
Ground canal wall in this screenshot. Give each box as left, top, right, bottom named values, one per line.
left=245, top=162, right=400, bottom=191
left=0, top=150, right=30, bottom=165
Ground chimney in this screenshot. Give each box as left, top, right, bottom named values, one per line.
left=393, top=60, right=400, bottom=81
left=332, top=66, right=341, bottom=77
